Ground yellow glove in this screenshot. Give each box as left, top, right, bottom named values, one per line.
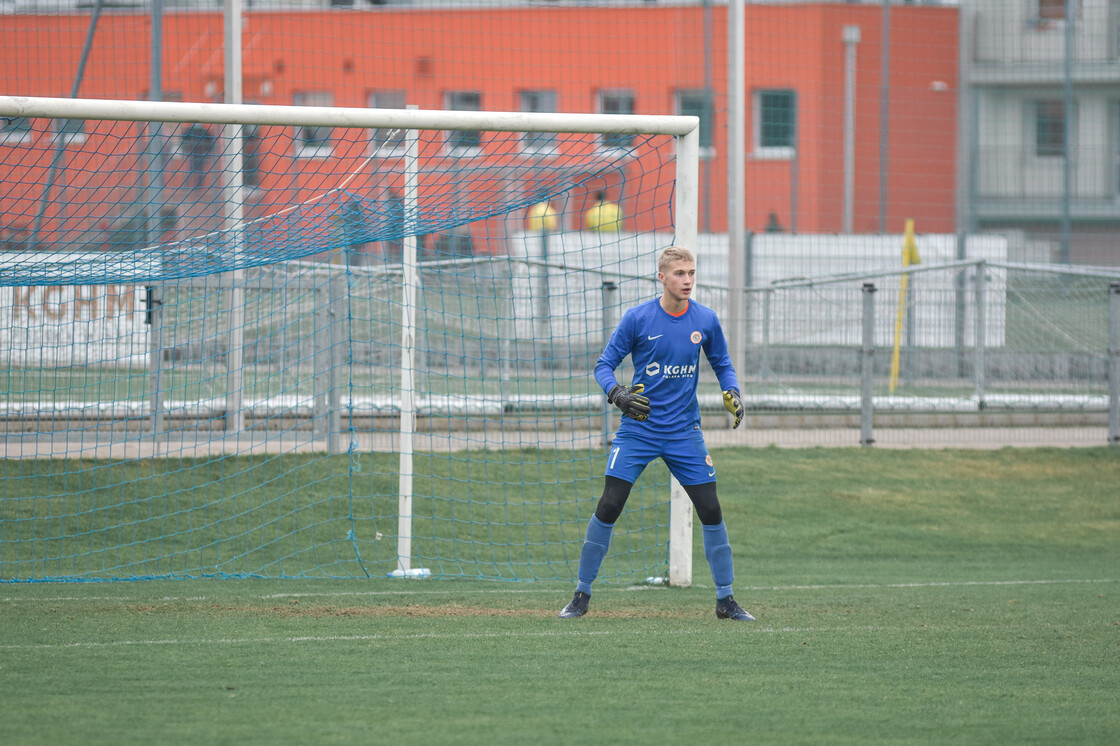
left=722, top=389, right=744, bottom=430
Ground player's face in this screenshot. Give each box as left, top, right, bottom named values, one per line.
left=659, top=260, right=695, bottom=303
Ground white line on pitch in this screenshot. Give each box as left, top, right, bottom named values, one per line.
left=0, top=629, right=617, bottom=650
left=4, top=619, right=1110, bottom=652
left=743, top=578, right=1118, bottom=591
left=2, top=577, right=1114, bottom=605
left=257, top=577, right=1118, bottom=599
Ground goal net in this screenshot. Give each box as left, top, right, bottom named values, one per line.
left=0, top=95, right=700, bottom=584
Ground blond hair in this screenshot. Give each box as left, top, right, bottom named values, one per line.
left=657, top=246, right=695, bottom=274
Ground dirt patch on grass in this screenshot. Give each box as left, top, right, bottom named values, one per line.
left=273, top=603, right=554, bottom=619
left=126, top=601, right=557, bottom=619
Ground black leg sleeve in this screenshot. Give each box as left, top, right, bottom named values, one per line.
left=593, top=476, right=635, bottom=525
left=682, top=481, right=724, bottom=526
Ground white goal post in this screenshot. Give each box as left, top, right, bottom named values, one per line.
left=0, top=94, right=700, bottom=587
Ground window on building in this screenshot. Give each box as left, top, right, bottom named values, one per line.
left=1035, top=100, right=1067, bottom=157
left=293, top=92, right=333, bottom=157
left=1116, top=101, right=1120, bottom=195
left=132, top=92, right=180, bottom=158
left=755, top=89, right=797, bottom=157
left=242, top=123, right=261, bottom=189
left=52, top=118, right=86, bottom=146
left=1038, top=0, right=1067, bottom=21
left=519, top=90, right=558, bottom=155
left=676, top=88, right=714, bottom=154
left=598, top=90, right=634, bottom=151
left=432, top=225, right=473, bottom=257
left=369, top=90, right=406, bottom=155
left=1034, top=0, right=1083, bottom=28
left=140, top=91, right=182, bottom=156
left=0, top=222, right=33, bottom=251
left=140, top=90, right=183, bottom=103
left=1, top=116, right=34, bottom=144
left=445, top=91, right=482, bottom=153
left=179, top=123, right=217, bottom=188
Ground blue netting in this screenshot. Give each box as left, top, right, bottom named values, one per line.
left=1, top=113, right=681, bottom=583
left=2, top=122, right=661, bottom=286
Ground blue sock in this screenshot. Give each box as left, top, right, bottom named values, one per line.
left=702, top=521, right=735, bottom=600
left=575, top=515, right=614, bottom=595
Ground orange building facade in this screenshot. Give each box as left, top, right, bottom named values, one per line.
left=1, top=4, right=959, bottom=254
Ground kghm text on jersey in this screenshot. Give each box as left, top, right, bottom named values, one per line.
left=644, top=362, right=698, bottom=378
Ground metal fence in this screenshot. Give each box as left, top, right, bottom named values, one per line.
left=4, top=250, right=1119, bottom=452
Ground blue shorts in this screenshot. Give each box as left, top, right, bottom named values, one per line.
left=604, top=431, right=716, bottom=485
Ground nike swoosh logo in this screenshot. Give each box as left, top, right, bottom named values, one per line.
left=708, top=470, right=716, bottom=477
left=647, top=334, right=663, bottom=340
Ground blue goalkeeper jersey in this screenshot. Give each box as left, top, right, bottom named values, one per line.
left=595, top=297, right=738, bottom=438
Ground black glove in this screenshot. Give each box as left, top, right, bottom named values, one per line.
left=722, top=389, right=744, bottom=429
left=607, top=383, right=651, bottom=422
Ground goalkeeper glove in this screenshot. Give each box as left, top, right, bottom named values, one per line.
left=723, top=388, right=744, bottom=429
left=607, top=383, right=651, bottom=422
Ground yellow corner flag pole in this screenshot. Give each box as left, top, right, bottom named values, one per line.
left=889, top=219, right=921, bottom=394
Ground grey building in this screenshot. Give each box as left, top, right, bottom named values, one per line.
left=961, top=0, right=1120, bottom=265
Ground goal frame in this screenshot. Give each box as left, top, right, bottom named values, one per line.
left=0, top=94, right=700, bottom=587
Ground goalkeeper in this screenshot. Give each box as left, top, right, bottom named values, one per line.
left=559, top=246, right=754, bottom=621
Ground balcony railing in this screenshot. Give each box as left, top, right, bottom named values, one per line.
left=972, top=145, right=1120, bottom=221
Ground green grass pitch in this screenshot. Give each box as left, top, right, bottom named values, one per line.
left=1, top=446, right=1118, bottom=745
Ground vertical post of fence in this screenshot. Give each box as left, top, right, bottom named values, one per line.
left=499, top=257, right=513, bottom=383
left=328, top=265, right=344, bottom=454
left=535, top=229, right=551, bottom=340
left=1108, top=282, right=1119, bottom=445
left=147, top=285, right=165, bottom=442
left=760, top=288, right=774, bottom=379
left=954, top=238, right=968, bottom=378
left=974, top=260, right=986, bottom=409
left=601, top=280, right=618, bottom=449
left=861, top=282, right=876, bottom=446
left=223, top=232, right=246, bottom=437
left=313, top=280, right=330, bottom=446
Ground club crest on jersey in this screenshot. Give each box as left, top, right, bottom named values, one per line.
left=690, top=331, right=702, bottom=344
left=705, top=454, right=714, bottom=467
